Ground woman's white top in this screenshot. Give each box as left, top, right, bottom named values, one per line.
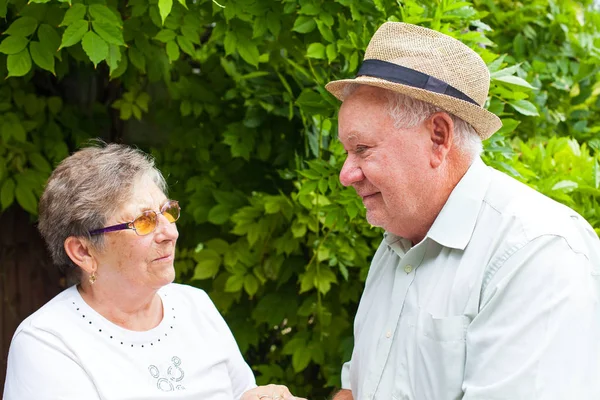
left=4, top=283, right=256, bottom=399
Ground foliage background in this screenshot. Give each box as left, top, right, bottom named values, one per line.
left=1, top=0, right=599, bottom=397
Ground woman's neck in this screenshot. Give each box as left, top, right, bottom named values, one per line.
left=77, top=283, right=164, bottom=331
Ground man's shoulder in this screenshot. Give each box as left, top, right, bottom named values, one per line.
left=482, top=167, right=596, bottom=252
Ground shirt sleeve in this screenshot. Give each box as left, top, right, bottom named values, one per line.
left=462, top=235, right=600, bottom=399
left=4, top=329, right=100, bottom=400
left=340, top=360, right=352, bottom=389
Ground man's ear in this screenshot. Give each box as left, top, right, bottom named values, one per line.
left=427, top=112, right=454, bottom=168
left=64, top=236, right=96, bottom=274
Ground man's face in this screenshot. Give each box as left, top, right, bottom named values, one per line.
left=338, top=86, right=434, bottom=238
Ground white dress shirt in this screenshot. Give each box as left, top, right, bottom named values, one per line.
left=342, top=158, right=600, bottom=400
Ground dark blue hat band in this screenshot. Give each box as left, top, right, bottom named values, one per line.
left=357, top=59, right=479, bottom=106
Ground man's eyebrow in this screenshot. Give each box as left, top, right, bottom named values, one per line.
left=344, top=132, right=361, bottom=144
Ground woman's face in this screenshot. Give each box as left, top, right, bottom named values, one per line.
left=90, top=176, right=179, bottom=292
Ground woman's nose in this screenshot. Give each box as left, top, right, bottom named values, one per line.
left=155, top=214, right=179, bottom=241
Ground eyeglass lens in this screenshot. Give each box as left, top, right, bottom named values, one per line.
left=132, top=201, right=180, bottom=235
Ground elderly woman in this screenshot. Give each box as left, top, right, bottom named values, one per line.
left=4, top=144, right=301, bottom=400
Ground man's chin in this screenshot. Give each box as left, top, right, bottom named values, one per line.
left=365, top=211, right=385, bottom=228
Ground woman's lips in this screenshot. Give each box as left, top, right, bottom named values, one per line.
left=153, top=254, right=173, bottom=262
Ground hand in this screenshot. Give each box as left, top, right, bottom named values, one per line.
left=241, top=384, right=307, bottom=400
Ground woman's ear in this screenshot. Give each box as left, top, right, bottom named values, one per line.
left=64, top=236, right=96, bottom=274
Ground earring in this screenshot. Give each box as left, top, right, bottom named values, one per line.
left=89, top=271, right=97, bottom=285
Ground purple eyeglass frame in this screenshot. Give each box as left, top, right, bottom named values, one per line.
left=88, top=200, right=180, bottom=236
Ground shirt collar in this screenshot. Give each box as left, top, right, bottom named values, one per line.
left=425, top=157, right=491, bottom=250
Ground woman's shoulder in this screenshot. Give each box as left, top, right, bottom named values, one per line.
left=15, top=286, right=79, bottom=331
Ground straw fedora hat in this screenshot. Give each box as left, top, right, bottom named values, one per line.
left=325, top=22, right=502, bottom=140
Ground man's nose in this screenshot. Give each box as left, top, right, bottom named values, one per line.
left=339, top=156, right=364, bottom=187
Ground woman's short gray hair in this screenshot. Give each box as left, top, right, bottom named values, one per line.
left=38, top=143, right=167, bottom=275
left=343, top=84, right=483, bottom=158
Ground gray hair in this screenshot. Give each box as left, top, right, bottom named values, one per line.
left=38, top=143, right=167, bottom=276
left=343, top=85, right=483, bottom=159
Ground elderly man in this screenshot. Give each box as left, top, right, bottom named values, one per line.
left=326, top=22, right=600, bottom=400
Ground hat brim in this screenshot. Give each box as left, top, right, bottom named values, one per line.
left=325, top=76, right=502, bottom=140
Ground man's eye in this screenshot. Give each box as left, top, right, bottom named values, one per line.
left=356, top=145, right=368, bottom=154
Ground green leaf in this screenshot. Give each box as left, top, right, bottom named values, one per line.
left=315, top=268, right=337, bottom=295
left=292, top=15, right=316, bottom=33
left=176, top=35, right=194, bottom=56
left=296, top=89, right=328, bottom=115
left=490, top=67, right=520, bottom=80
left=244, top=274, right=259, bottom=297
left=7, top=48, right=32, bottom=77
left=225, top=274, right=245, bottom=292
left=59, top=4, right=86, bottom=27
left=306, top=43, right=326, bottom=59
left=88, top=4, right=122, bottom=27
left=237, top=39, right=259, bottom=67
left=316, top=20, right=334, bottom=42
left=223, top=31, right=236, bottom=56
left=7, top=121, right=26, bottom=141
left=509, top=99, right=539, bottom=116
left=119, top=102, right=132, bottom=119
left=135, top=92, right=150, bottom=112
left=493, top=75, right=536, bottom=90
left=15, top=184, right=37, bottom=215
left=81, top=30, right=108, bottom=67
left=4, top=17, right=38, bottom=37
left=181, top=26, right=200, bottom=44
left=166, top=40, right=179, bottom=63
left=192, top=258, right=220, bottom=280
left=29, top=41, right=55, bottom=74
left=154, top=29, right=176, bottom=43
left=47, top=97, right=63, bottom=114
left=92, top=21, right=124, bottom=46
left=106, top=44, right=121, bottom=74
left=29, top=152, right=51, bottom=172
left=59, top=20, right=89, bottom=49
left=110, top=47, right=127, bottom=78
left=265, top=11, right=280, bottom=37
left=128, top=47, right=146, bottom=72
left=292, top=348, right=311, bottom=372
left=38, top=24, right=61, bottom=54
left=177, top=0, right=187, bottom=9
left=208, top=204, right=230, bottom=225
left=180, top=100, right=191, bottom=116
left=552, top=180, right=578, bottom=192
left=158, top=0, right=173, bottom=25
left=1, top=178, right=15, bottom=210
left=326, top=43, right=336, bottom=63
left=131, top=104, right=142, bottom=120
left=0, top=36, right=29, bottom=55
left=0, top=0, right=7, bottom=18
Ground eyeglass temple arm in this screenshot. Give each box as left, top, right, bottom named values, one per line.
left=89, top=222, right=133, bottom=236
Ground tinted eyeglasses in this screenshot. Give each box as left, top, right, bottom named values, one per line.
left=89, top=200, right=180, bottom=236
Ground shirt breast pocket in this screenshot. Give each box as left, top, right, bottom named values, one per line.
left=396, top=310, right=469, bottom=400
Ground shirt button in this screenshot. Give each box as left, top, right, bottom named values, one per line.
left=385, top=331, right=392, bottom=338
left=404, top=265, right=413, bottom=273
